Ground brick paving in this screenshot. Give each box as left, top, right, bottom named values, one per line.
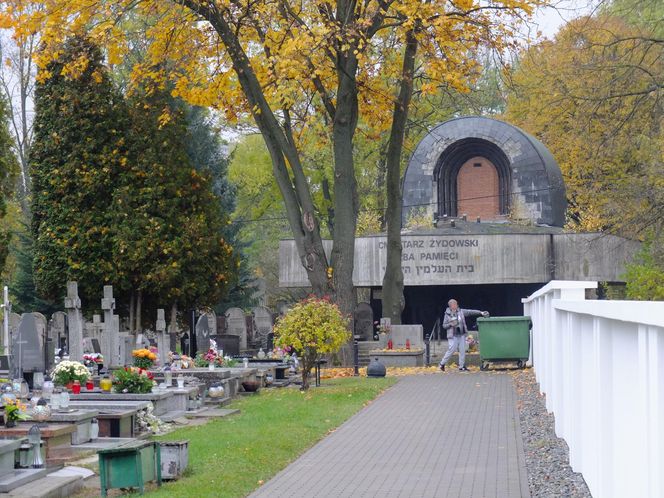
left=250, top=373, right=530, bottom=498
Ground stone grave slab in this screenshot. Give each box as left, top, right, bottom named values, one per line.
left=225, top=308, right=247, bottom=351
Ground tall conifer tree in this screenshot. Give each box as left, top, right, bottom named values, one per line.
left=30, top=37, right=130, bottom=303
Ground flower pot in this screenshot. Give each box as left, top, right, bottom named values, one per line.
left=5, top=418, right=16, bottom=428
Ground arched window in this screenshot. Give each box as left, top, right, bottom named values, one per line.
left=434, top=138, right=511, bottom=219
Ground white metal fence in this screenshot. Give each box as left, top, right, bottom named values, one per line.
left=523, top=281, right=664, bottom=498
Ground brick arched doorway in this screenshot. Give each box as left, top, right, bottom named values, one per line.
left=457, top=156, right=500, bottom=220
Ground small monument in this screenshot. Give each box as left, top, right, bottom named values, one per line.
left=353, top=303, right=374, bottom=341
left=195, top=314, right=211, bottom=355
left=49, top=311, right=67, bottom=351
left=101, top=286, right=120, bottom=367
left=252, top=307, right=273, bottom=350
left=64, top=281, right=84, bottom=361
left=156, top=308, right=169, bottom=362
left=13, top=313, right=45, bottom=374
left=225, top=308, right=247, bottom=351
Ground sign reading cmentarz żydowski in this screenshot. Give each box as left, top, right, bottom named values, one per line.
left=279, top=234, right=553, bottom=287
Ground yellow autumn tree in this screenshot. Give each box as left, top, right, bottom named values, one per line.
left=505, top=15, right=663, bottom=235
left=5, top=0, right=538, bottom=320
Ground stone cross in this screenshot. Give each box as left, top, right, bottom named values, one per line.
left=101, top=286, right=120, bottom=367
left=155, top=308, right=168, bottom=364
left=64, top=281, right=84, bottom=361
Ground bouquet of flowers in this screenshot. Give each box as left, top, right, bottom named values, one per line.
left=113, top=367, right=155, bottom=394
left=83, top=353, right=104, bottom=368
left=269, top=346, right=292, bottom=361
left=51, top=360, right=91, bottom=386
left=136, top=402, right=169, bottom=434
left=466, top=334, right=478, bottom=352
left=374, top=320, right=391, bottom=334
left=194, top=348, right=223, bottom=367
left=132, top=348, right=157, bottom=369
left=3, top=398, right=31, bottom=424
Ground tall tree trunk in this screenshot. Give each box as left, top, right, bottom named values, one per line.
left=331, top=61, right=359, bottom=318
left=382, top=30, right=418, bottom=324
left=185, top=3, right=332, bottom=298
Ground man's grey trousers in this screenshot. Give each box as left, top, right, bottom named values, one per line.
left=440, top=334, right=467, bottom=368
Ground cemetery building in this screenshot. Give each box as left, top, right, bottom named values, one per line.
left=279, top=116, right=640, bottom=337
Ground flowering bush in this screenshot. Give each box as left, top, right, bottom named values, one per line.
left=113, top=367, right=155, bottom=394
left=52, top=360, right=90, bottom=386
left=274, top=296, right=350, bottom=390
left=133, top=349, right=157, bottom=369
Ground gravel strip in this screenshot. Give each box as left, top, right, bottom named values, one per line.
left=511, top=368, right=592, bottom=498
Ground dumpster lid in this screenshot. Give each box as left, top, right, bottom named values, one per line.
left=477, top=316, right=531, bottom=322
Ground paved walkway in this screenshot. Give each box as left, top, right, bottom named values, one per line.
left=250, top=373, right=530, bottom=498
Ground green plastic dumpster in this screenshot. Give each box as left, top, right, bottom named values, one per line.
left=477, top=316, right=531, bottom=370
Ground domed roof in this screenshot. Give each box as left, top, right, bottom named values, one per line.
left=403, top=116, right=566, bottom=227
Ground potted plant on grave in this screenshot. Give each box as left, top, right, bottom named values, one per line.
left=274, top=296, right=350, bottom=390
left=51, top=360, right=91, bottom=389
left=3, top=398, right=31, bottom=427
left=132, top=349, right=157, bottom=369
left=113, top=367, right=155, bottom=394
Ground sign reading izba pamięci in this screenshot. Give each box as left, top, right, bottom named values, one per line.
left=377, top=237, right=479, bottom=279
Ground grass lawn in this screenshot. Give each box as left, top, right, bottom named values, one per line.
left=140, top=376, right=396, bottom=497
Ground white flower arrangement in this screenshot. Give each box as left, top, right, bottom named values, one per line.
left=136, top=402, right=169, bottom=435
left=51, top=360, right=90, bottom=385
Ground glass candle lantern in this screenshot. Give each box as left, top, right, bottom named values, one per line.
left=85, top=378, right=94, bottom=391
left=60, top=390, right=70, bottom=409
left=72, top=380, right=81, bottom=394
left=42, top=376, right=54, bottom=401
left=50, top=391, right=61, bottom=411
left=176, top=375, right=185, bottom=389
left=164, top=369, right=173, bottom=387
left=100, top=376, right=113, bottom=393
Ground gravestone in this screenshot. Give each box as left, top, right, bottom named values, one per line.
left=155, top=309, right=169, bottom=363
left=92, top=315, right=103, bottom=341
left=82, top=337, right=102, bottom=354
left=101, top=286, right=120, bottom=367
left=389, top=324, right=425, bottom=350
left=252, top=307, right=273, bottom=350
left=8, top=312, right=20, bottom=346
left=203, top=311, right=217, bottom=336
left=49, top=312, right=67, bottom=352
left=13, top=313, right=45, bottom=373
left=64, top=282, right=84, bottom=361
left=353, top=303, right=374, bottom=341
left=195, top=314, right=211, bottom=354
left=118, top=334, right=134, bottom=366
left=225, top=308, right=247, bottom=351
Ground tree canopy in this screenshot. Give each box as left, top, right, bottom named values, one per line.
left=8, top=0, right=538, bottom=318
left=0, top=95, right=17, bottom=275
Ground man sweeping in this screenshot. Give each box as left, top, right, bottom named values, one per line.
left=439, top=299, right=489, bottom=371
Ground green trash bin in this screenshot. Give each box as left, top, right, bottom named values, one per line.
left=477, top=316, right=531, bottom=370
